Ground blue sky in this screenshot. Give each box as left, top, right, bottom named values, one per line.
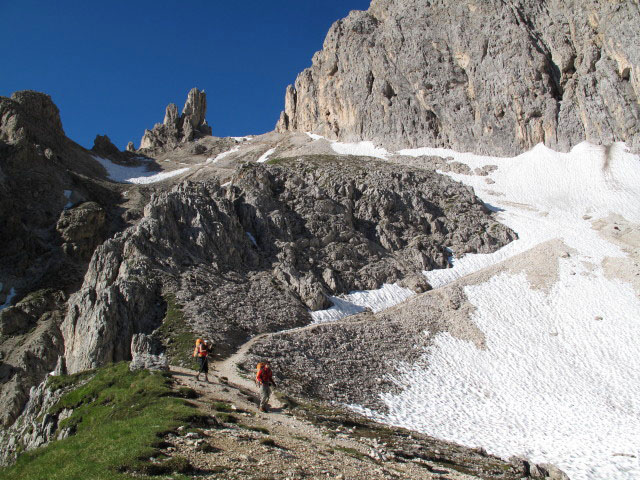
left=1, top=0, right=370, bottom=149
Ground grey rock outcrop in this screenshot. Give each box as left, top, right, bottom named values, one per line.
left=125, top=141, right=135, bottom=152
left=0, top=90, right=65, bottom=147
left=56, top=202, right=106, bottom=260
left=140, top=88, right=213, bottom=151
left=0, top=378, right=69, bottom=465
left=0, top=91, right=144, bottom=436
left=63, top=156, right=513, bottom=373
left=0, top=91, right=122, bottom=299
left=277, top=0, right=640, bottom=155
left=0, top=289, right=66, bottom=428
left=129, top=333, right=168, bottom=371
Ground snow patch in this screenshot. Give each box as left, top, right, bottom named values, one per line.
left=311, top=284, right=414, bottom=323
left=127, top=168, right=190, bottom=185
left=305, top=132, right=325, bottom=141
left=246, top=232, right=258, bottom=247
left=93, top=155, right=189, bottom=184
left=331, top=141, right=390, bottom=159
left=63, top=190, right=73, bottom=209
left=232, top=136, right=253, bottom=142
left=207, top=146, right=240, bottom=164
left=257, top=148, right=276, bottom=163
left=0, top=287, right=17, bottom=311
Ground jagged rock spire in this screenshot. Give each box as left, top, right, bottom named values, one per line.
left=140, top=88, right=212, bottom=151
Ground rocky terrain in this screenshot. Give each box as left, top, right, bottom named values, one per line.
left=2, top=1, right=638, bottom=477
left=0, top=84, right=513, bottom=468
left=276, top=0, right=639, bottom=155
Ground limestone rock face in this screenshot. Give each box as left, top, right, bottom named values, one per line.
left=62, top=157, right=513, bottom=373
left=0, top=91, right=119, bottom=300
left=276, top=0, right=640, bottom=155
left=125, top=141, right=135, bottom=152
left=56, top=202, right=106, bottom=260
left=140, top=88, right=212, bottom=151
left=0, top=289, right=66, bottom=428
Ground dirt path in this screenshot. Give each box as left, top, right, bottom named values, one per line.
left=168, top=360, right=486, bottom=480
left=215, top=322, right=333, bottom=409
left=164, top=319, right=523, bottom=480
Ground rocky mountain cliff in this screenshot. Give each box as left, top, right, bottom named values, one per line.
left=276, top=0, right=639, bottom=155
left=63, top=156, right=513, bottom=374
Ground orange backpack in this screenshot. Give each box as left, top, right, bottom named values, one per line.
left=193, top=338, right=203, bottom=357
left=256, top=362, right=265, bottom=381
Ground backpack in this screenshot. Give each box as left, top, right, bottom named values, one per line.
left=256, top=362, right=265, bottom=381
left=193, top=338, right=203, bottom=357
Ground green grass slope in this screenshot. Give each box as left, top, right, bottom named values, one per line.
left=0, top=363, right=200, bottom=480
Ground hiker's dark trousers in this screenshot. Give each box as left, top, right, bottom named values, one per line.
left=197, top=356, right=208, bottom=374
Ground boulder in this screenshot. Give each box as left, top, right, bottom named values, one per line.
left=129, top=333, right=168, bottom=371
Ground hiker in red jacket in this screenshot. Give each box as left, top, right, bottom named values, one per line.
left=256, top=361, right=276, bottom=412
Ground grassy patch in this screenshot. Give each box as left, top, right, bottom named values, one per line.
left=335, top=446, right=370, bottom=462
left=153, top=293, right=197, bottom=368
left=195, top=442, right=221, bottom=454
left=212, top=401, right=233, bottom=412
left=175, top=386, right=198, bottom=399
left=265, top=157, right=289, bottom=165
left=259, top=438, right=277, bottom=447
left=46, top=369, right=95, bottom=392
left=123, top=455, right=193, bottom=476
left=239, top=424, right=269, bottom=435
left=0, top=362, right=197, bottom=480
left=214, top=412, right=238, bottom=424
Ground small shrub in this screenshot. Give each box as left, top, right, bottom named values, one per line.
left=212, top=401, right=233, bottom=412
left=196, top=442, right=221, bottom=454
left=175, top=386, right=198, bottom=399
left=214, top=412, right=237, bottom=424
left=240, top=424, right=269, bottom=435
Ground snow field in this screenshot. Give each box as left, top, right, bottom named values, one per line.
left=350, top=142, right=640, bottom=480
left=311, top=139, right=640, bottom=478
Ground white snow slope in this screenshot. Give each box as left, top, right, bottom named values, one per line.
left=93, top=156, right=189, bottom=184
left=343, top=142, right=640, bottom=480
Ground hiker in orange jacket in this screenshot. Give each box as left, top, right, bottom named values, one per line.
left=193, top=338, right=210, bottom=382
left=256, top=361, right=276, bottom=412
